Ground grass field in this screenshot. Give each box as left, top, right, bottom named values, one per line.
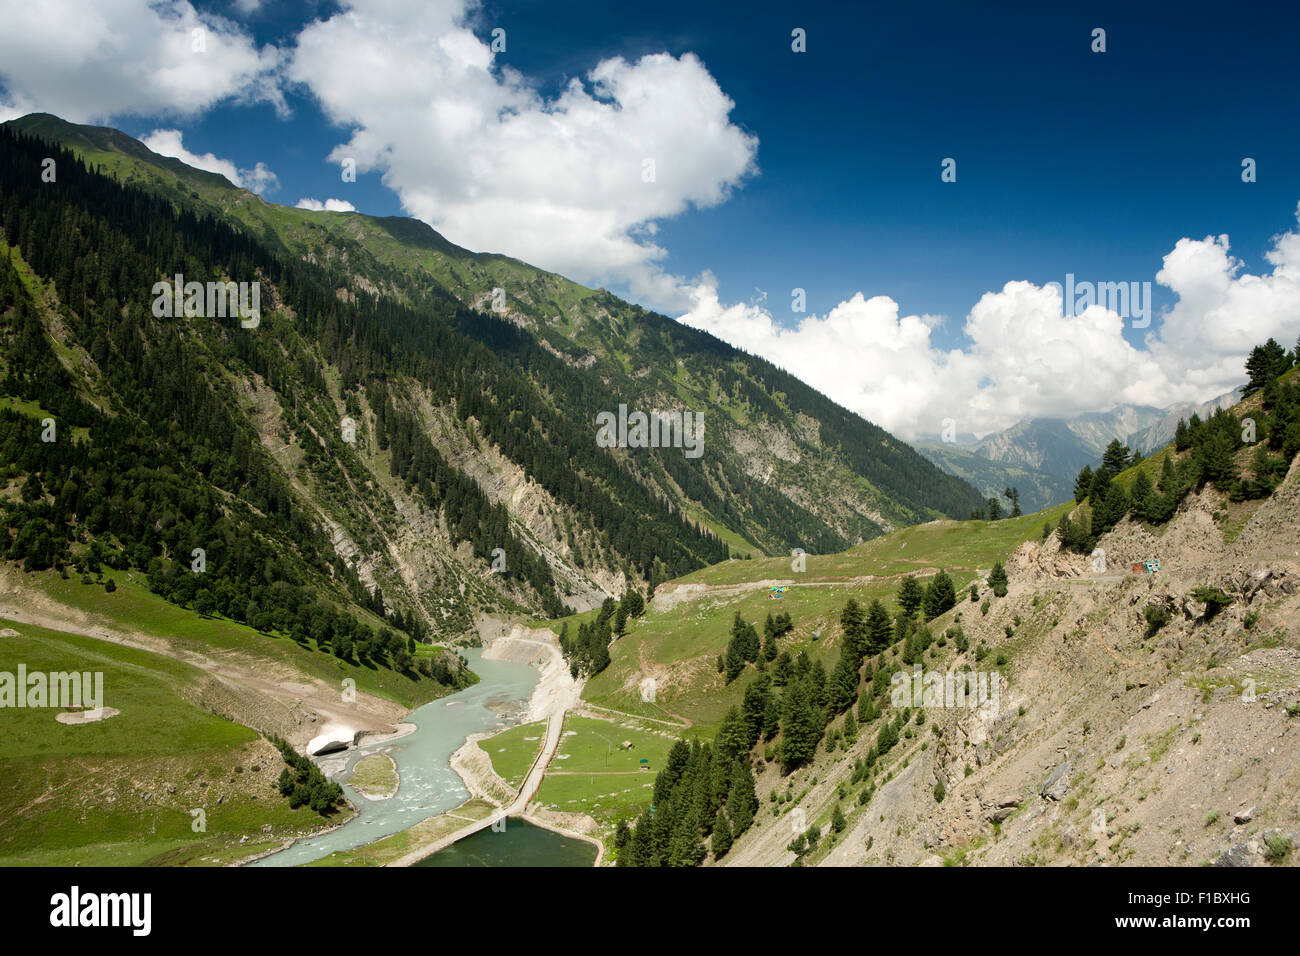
left=582, top=504, right=1074, bottom=734
left=0, top=617, right=343, bottom=866
left=348, top=754, right=398, bottom=798
left=550, top=715, right=676, bottom=774
left=27, top=569, right=456, bottom=709
left=527, top=714, right=678, bottom=827
left=482, top=719, right=547, bottom=788
left=674, top=502, right=1075, bottom=588
left=535, top=772, right=657, bottom=826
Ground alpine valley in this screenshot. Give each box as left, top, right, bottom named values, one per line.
left=1, top=114, right=1297, bottom=872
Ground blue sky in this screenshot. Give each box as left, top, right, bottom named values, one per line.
left=2, top=0, right=1298, bottom=437
left=151, top=1, right=1300, bottom=339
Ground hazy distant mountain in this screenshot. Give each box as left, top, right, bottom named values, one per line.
left=970, top=407, right=1165, bottom=480
left=1127, top=390, right=1241, bottom=454
left=913, top=391, right=1242, bottom=509
left=913, top=442, right=1073, bottom=513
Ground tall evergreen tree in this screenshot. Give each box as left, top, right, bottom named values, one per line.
left=988, top=561, right=1008, bottom=598
left=896, top=576, right=924, bottom=618
left=710, top=810, right=733, bottom=858
left=922, top=570, right=957, bottom=620
left=865, top=599, right=892, bottom=655
left=726, top=758, right=758, bottom=835
left=1074, top=464, right=1094, bottom=502
left=1130, top=469, right=1155, bottom=520
left=1242, top=338, right=1290, bottom=395
left=1101, top=439, right=1131, bottom=476
left=778, top=677, right=822, bottom=773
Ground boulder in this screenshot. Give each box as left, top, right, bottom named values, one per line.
left=981, top=789, right=1020, bottom=807
left=1246, top=566, right=1273, bottom=600
left=1040, top=761, right=1071, bottom=801
left=1213, top=843, right=1255, bottom=867
left=986, top=805, right=1017, bottom=823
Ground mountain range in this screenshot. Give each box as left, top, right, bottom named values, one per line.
left=0, top=112, right=985, bottom=639
left=916, top=390, right=1240, bottom=512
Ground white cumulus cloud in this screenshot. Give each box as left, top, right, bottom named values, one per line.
left=0, top=0, right=283, bottom=123
left=288, top=0, right=756, bottom=309
left=295, top=197, right=357, bottom=212
left=140, top=129, right=278, bottom=195
left=680, top=205, right=1300, bottom=441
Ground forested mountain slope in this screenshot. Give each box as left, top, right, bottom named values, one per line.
left=6, top=115, right=983, bottom=541
left=0, top=118, right=983, bottom=647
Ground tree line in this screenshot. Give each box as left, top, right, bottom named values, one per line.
left=617, top=571, right=964, bottom=864
left=1060, top=342, right=1300, bottom=555
left=558, top=587, right=648, bottom=678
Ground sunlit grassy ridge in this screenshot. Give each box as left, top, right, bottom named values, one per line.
left=674, top=502, right=1075, bottom=587
left=26, top=570, right=461, bottom=709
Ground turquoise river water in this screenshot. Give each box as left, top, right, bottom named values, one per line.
left=250, top=648, right=592, bottom=867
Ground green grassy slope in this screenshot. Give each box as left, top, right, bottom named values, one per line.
left=0, top=618, right=344, bottom=866
left=26, top=570, right=457, bottom=710
left=582, top=503, right=1073, bottom=736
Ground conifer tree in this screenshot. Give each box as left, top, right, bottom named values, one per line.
left=896, top=576, right=924, bottom=617
left=714, top=706, right=749, bottom=765
left=840, top=598, right=867, bottom=657
left=829, top=649, right=861, bottom=713
left=726, top=758, right=758, bottom=835
left=1130, top=469, right=1154, bottom=520
left=1242, top=338, right=1290, bottom=395
left=988, top=561, right=1008, bottom=598
left=778, top=677, right=822, bottom=773
left=843, top=708, right=859, bottom=745
left=1074, top=464, right=1094, bottom=502
left=710, top=810, right=733, bottom=858
left=865, top=598, right=893, bottom=655
left=741, top=674, right=772, bottom=749
left=922, top=570, right=957, bottom=620
left=1101, top=439, right=1131, bottom=476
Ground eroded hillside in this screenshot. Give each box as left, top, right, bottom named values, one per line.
left=721, top=460, right=1300, bottom=867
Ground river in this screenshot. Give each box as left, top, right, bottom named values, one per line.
left=251, top=648, right=541, bottom=867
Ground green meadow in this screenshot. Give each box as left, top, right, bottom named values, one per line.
left=528, top=714, right=676, bottom=827
left=534, top=772, right=657, bottom=826
left=28, top=569, right=455, bottom=709
left=0, top=618, right=339, bottom=866
left=483, top=719, right=547, bottom=788
left=583, top=504, right=1073, bottom=734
